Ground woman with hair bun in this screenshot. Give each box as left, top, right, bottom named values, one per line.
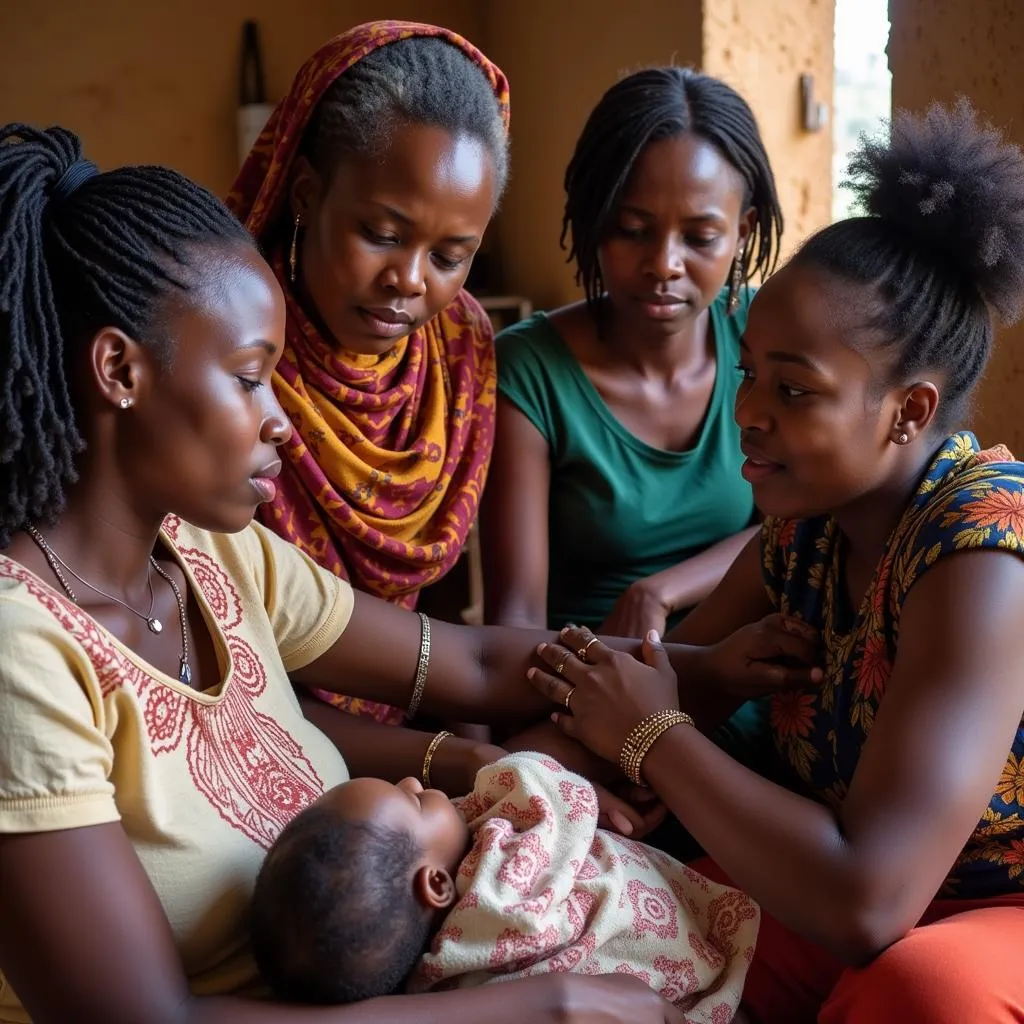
left=527, top=101, right=1024, bottom=1021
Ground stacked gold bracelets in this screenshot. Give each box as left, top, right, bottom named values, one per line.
left=620, top=709, right=694, bottom=785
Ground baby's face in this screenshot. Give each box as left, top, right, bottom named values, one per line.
left=315, top=776, right=469, bottom=873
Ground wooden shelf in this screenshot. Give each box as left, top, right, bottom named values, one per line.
left=475, top=294, right=533, bottom=332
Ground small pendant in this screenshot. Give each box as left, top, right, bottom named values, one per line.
left=179, top=659, right=192, bottom=686
left=147, top=618, right=163, bottom=634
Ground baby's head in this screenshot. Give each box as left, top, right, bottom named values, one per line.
left=250, top=775, right=470, bottom=1004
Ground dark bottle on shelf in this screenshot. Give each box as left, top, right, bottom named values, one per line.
left=239, top=20, right=266, bottom=106
left=236, top=20, right=273, bottom=166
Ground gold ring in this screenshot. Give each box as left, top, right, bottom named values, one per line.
left=563, top=686, right=576, bottom=711
left=554, top=650, right=573, bottom=676
left=577, top=637, right=600, bottom=663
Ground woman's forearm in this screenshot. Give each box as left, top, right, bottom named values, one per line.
left=502, top=720, right=620, bottom=784
left=641, top=724, right=865, bottom=961
left=669, top=652, right=746, bottom=732
left=185, top=978, right=567, bottom=1024
left=649, top=526, right=759, bottom=613
left=297, top=694, right=501, bottom=795
left=292, top=600, right=560, bottom=727
left=295, top=594, right=727, bottom=730
left=299, top=695, right=432, bottom=779
left=433, top=626, right=726, bottom=729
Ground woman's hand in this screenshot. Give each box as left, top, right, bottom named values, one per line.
left=595, top=782, right=666, bottom=839
left=503, top=719, right=620, bottom=785
left=503, top=722, right=666, bottom=838
left=430, top=739, right=507, bottom=796
left=703, top=612, right=822, bottom=699
left=599, top=577, right=670, bottom=640
left=527, top=628, right=680, bottom=764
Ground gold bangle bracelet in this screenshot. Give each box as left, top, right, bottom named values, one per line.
left=619, top=710, right=694, bottom=786
left=406, top=611, right=431, bottom=721
left=422, top=730, right=454, bottom=789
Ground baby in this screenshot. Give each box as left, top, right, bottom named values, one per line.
left=250, top=752, right=758, bottom=1020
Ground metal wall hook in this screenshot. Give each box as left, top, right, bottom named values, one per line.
left=800, top=73, right=829, bottom=132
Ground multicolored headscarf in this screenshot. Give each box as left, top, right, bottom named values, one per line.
left=228, top=22, right=508, bottom=723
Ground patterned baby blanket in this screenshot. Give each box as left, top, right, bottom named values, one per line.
left=408, top=752, right=758, bottom=1022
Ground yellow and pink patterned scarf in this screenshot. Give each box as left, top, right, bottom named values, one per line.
left=228, top=22, right=508, bottom=723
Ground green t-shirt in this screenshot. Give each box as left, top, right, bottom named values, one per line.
left=496, top=288, right=754, bottom=631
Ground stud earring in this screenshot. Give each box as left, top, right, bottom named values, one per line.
left=896, top=431, right=909, bottom=445
left=119, top=397, right=134, bottom=410
left=727, top=244, right=746, bottom=315
left=289, top=214, right=301, bottom=285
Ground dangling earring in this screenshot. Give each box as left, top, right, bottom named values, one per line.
left=727, top=244, right=746, bottom=315
left=289, top=214, right=301, bottom=285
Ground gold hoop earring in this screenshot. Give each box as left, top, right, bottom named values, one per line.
left=727, top=244, right=746, bottom=315
left=288, top=215, right=301, bottom=285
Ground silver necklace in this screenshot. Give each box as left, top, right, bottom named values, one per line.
left=26, top=525, right=193, bottom=686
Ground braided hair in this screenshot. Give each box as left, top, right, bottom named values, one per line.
left=562, top=67, right=783, bottom=313
left=792, top=99, right=1024, bottom=428
left=0, top=124, right=252, bottom=549
left=302, top=36, right=509, bottom=197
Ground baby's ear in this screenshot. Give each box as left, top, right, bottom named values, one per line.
left=413, top=866, right=457, bottom=911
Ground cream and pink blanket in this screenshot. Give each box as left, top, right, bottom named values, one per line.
left=408, top=752, right=758, bottom=1022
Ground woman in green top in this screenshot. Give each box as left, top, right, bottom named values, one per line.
left=482, top=67, right=783, bottom=640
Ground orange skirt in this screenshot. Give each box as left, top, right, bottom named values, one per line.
left=692, top=858, right=1024, bottom=1023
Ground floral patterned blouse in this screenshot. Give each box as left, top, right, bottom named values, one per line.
left=762, top=432, right=1024, bottom=898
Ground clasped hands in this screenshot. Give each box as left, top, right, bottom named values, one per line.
left=525, top=613, right=822, bottom=801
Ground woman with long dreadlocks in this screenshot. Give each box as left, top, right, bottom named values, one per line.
left=0, top=120, right=807, bottom=1023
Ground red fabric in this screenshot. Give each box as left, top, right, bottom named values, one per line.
left=225, top=22, right=509, bottom=725
left=692, top=857, right=1024, bottom=1023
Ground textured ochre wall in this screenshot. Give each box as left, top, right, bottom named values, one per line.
left=1, top=2, right=836, bottom=318
left=889, top=0, right=1024, bottom=451
left=0, top=1, right=484, bottom=197
left=703, top=0, right=835, bottom=264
